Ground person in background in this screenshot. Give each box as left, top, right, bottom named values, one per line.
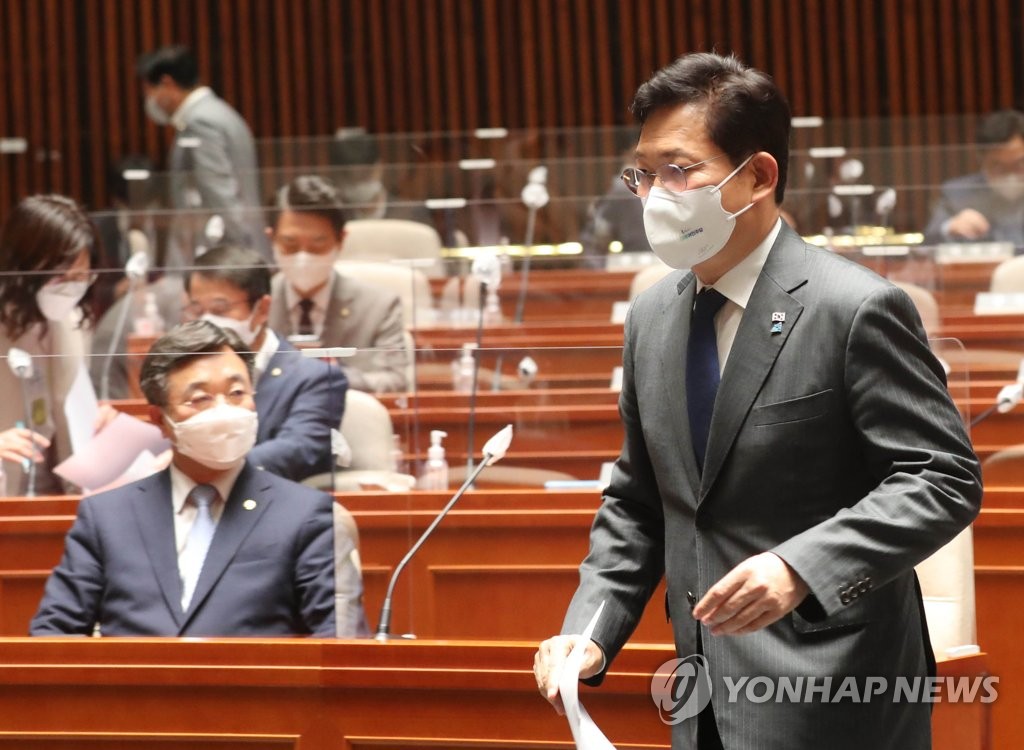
left=533, top=52, right=981, bottom=750
left=0, top=195, right=99, bottom=495
left=137, top=45, right=267, bottom=262
left=924, top=109, right=1024, bottom=246
left=185, top=244, right=347, bottom=482
left=267, top=175, right=410, bottom=393
left=31, top=320, right=364, bottom=637
left=329, top=128, right=434, bottom=224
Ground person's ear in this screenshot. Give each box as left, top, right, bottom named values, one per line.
left=252, top=295, right=272, bottom=327
left=749, top=152, right=779, bottom=204
left=336, top=229, right=348, bottom=254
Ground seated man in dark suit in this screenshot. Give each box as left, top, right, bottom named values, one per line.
left=30, top=320, right=365, bottom=637
left=185, top=243, right=346, bottom=482
left=924, top=109, right=1024, bottom=246
left=266, top=175, right=410, bottom=393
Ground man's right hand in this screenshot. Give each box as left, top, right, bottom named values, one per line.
left=533, top=635, right=604, bottom=715
left=946, top=208, right=991, bottom=239
left=0, top=428, right=50, bottom=464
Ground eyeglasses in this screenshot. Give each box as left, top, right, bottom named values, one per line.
left=620, top=153, right=729, bottom=198
left=177, top=387, right=254, bottom=412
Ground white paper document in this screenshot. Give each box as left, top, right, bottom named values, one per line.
left=54, top=412, right=170, bottom=492
left=557, top=600, right=617, bottom=750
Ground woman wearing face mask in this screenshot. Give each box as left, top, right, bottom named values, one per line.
left=0, top=195, right=99, bottom=494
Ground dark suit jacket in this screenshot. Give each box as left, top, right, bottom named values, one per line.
left=30, top=462, right=342, bottom=637
left=249, top=336, right=347, bottom=481
left=924, top=171, right=1024, bottom=245
left=269, top=270, right=409, bottom=393
left=563, top=224, right=982, bottom=749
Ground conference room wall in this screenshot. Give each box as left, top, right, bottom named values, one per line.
left=0, top=0, right=1022, bottom=215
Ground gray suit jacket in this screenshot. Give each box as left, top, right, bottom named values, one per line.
left=923, top=171, right=1024, bottom=246
left=168, top=91, right=268, bottom=257
left=269, top=270, right=409, bottom=393
left=564, top=224, right=982, bottom=749
left=29, top=462, right=364, bottom=637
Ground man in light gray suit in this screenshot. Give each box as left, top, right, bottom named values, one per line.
left=138, top=45, right=267, bottom=260
left=266, top=175, right=409, bottom=393
left=534, top=53, right=982, bottom=749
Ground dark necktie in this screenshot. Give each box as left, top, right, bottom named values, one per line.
left=687, top=288, right=728, bottom=472
left=297, top=298, right=315, bottom=336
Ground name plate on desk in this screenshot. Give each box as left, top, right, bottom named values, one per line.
left=973, top=292, right=1024, bottom=315
left=937, top=242, right=1015, bottom=264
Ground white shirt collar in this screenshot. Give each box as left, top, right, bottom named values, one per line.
left=697, top=218, right=783, bottom=309
left=171, top=86, right=213, bottom=130
left=169, top=458, right=245, bottom=515
left=253, top=328, right=280, bottom=380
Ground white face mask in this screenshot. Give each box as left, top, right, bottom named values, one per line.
left=990, top=174, right=1024, bottom=202
left=165, top=403, right=258, bottom=471
left=35, top=280, right=91, bottom=322
left=145, top=94, right=170, bottom=126
left=642, top=155, right=755, bottom=269
left=201, top=310, right=261, bottom=347
left=274, top=246, right=337, bottom=294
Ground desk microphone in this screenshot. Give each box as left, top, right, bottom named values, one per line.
left=466, top=250, right=503, bottom=467
left=7, top=348, right=37, bottom=496
left=514, top=166, right=549, bottom=324
left=972, top=381, right=1024, bottom=427
left=99, top=230, right=150, bottom=401
left=375, top=424, right=513, bottom=641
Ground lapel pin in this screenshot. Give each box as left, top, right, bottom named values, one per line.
left=771, top=311, right=785, bottom=334
left=242, top=499, right=257, bottom=511
left=270, top=367, right=282, bottom=377
left=340, top=307, right=350, bottom=318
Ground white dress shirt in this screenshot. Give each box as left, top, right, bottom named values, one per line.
left=696, top=218, right=783, bottom=374
left=252, top=328, right=280, bottom=382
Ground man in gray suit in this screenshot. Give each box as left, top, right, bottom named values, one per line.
left=138, top=45, right=267, bottom=260
left=534, top=53, right=982, bottom=749
left=266, top=175, right=409, bottom=393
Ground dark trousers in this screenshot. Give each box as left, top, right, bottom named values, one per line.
left=696, top=627, right=724, bottom=750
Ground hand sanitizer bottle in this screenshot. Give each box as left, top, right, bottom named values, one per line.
left=418, top=430, right=449, bottom=490
left=451, top=343, right=477, bottom=392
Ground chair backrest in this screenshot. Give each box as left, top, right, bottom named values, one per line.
left=981, top=442, right=1024, bottom=485
left=893, top=281, right=941, bottom=335
left=990, top=255, right=1024, bottom=293
left=336, top=259, right=435, bottom=327
left=332, top=502, right=370, bottom=637
left=915, top=527, right=977, bottom=658
left=341, top=218, right=443, bottom=262
left=339, top=390, right=395, bottom=471
left=629, top=262, right=674, bottom=300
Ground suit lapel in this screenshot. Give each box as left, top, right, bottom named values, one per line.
left=254, top=346, right=289, bottom=441
left=699, top=226, right=809, bottom=498
left=130, top=470, right=184, bottom=628
left=179, top=462, right=273, bottom=631
left=662, top=274, right=702, bottom=499
left=322, top=272, right=354, bottom=345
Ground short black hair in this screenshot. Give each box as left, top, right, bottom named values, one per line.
left=329, top=130, right=380, bottom=167
left=140, top=320, right=255, bottom=407
left=977, top=110, right=1024, bottom=147
left=136, top=45, right=200, bottom=88
left=187, top=244, right=271, bottom=308
left=270, top=175, right=349, bottom=235
left=631, top=52, right=791, bottom=203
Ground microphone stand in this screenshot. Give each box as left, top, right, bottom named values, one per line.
left=375, top=438, right=504, bottom=641
left=970, top=403, right=1002, bottom=428
left=465, top=279, right=486, bottom=478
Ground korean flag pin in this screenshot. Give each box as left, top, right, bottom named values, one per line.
left=770, top=311, right=785, bottom=334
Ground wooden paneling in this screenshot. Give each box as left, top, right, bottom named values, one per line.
left=2, top=0, right=1024, bottom=215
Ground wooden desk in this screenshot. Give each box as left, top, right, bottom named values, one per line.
left=0, top=639, right=988, bottom=750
